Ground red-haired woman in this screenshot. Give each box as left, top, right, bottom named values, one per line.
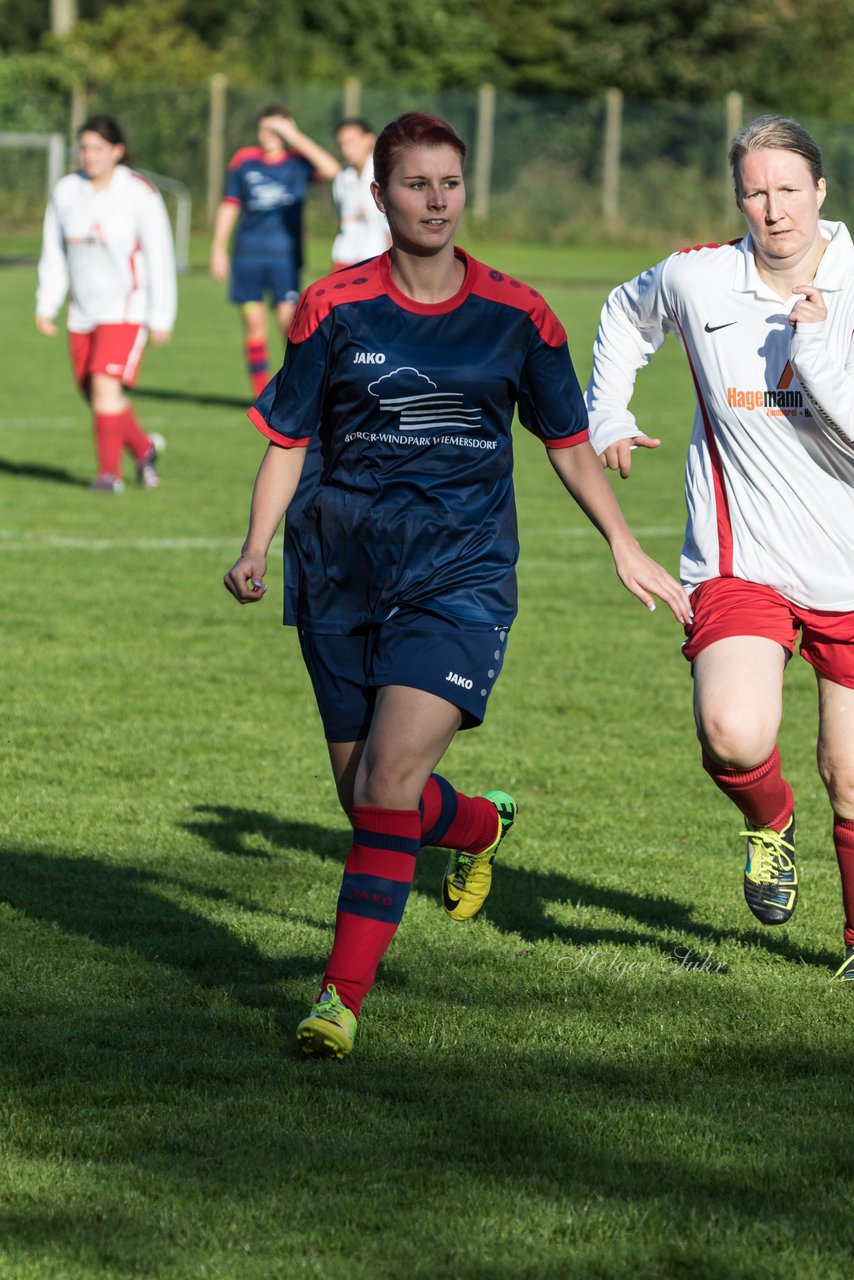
left=225, top=112, right=692, bottom=1058
left=36, top=115, right=176, bottom=491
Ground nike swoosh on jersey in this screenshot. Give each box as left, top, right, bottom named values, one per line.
left=704, top=321, right=738, bottom=333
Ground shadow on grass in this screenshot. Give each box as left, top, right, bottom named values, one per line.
left=0, top=456, right=89, bottom=487
left=132, top=386, right=250, bottom=410
left=1, top=835, right=851, bottom=1276
left=482, top=862, right=839, bottom=970
left=181, top=803, right=348, bottom=862
left=182, top=804, right=838, bottom=972
left=0, top=844, right=323, bottom=1003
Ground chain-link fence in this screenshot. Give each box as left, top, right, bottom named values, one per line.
left=3, top=80, right=854, bottom=246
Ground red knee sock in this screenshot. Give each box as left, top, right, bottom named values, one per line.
left=419, top=773, right=500, bottom=854
left=833, top=817, right=854, bottom=948
left=117, top=407, right=152, bottom=462
left=322, top=806, right=420, bottom=1018
left=245, top=339, right=269, bottom=397
left=702, top=746, right=793, bottom=830
left=92, top=412, right=124, bottom=476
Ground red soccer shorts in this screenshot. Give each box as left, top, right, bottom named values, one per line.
left=69, top=324, right=148, bottom=392
left=682, top=576, right=854, bottom=689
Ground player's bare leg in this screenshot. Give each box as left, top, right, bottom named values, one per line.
left=274, top=299, right=296, bottom=343
left=816, top=674, right=854, bottom=978
left=693, top=637, right=796, bottom=924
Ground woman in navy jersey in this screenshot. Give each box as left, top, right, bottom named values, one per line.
left=224, top=112, right=692, bottom=1058
left=210, top=104, right=339, bottom=398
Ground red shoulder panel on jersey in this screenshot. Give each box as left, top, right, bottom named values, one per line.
left=289, top=258, right=387, bottom=343
left=676, top=239, right=741, bottom=255
left=469, top=260, right=567, bottom=347
left=228, top=147, right=265, bottom=171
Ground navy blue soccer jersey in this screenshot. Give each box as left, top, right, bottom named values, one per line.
left=248, top=249, right=589, bottom=633
left=223, top=147, right=315, bottom=264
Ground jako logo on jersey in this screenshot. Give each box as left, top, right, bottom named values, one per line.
left=445, top=671, right=474, bottom=689
left=353, top=352, right=386, bottom=364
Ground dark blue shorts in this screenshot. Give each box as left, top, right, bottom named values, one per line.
left=230, top=256, right=300, bottom=305
left=298, top=609, right=511, bottom=742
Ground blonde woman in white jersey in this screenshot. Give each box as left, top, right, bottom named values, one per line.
left=586, top=116, right=854, bottom=980
left=36, top=115, right=176, bottom=492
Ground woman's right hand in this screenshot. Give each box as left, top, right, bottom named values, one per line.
left=36, top=315, right=58, bottom=337
left=224, top=551, right=268, bottom=603
left=210, top=247, right=230, bottom=282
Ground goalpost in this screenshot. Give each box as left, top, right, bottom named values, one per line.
left=0, top=131, right=66, bottom=200
left=0, top=133, right=192, bottom=272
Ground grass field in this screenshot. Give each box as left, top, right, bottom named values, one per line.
left=2, top=237, right=853, bottom=1280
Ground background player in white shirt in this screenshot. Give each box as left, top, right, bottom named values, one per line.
left=36, top=115, right=176, bottom=491
left=586, top=116, right=854, bottom=979
left=331, top=117, right=391, bottom=269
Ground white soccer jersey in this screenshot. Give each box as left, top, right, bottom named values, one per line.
left=36, top=166, right=177, bottom=334
left=586, top=220, right=854, bottom=611
left=331, top=154, right=389, bottom=265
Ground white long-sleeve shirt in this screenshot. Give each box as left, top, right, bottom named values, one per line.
left=36, top=165, right=177, bottom=334
left=330, top=153, right=389, bottom=265
left=586, top=220, right=854, bottom=611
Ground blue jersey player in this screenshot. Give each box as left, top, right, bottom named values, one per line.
left=209, top=103, right=339, bottom=397
left=224, top=112, right=692, bottom=1059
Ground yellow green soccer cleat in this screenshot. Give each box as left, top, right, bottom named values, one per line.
left=741, top=812, right=797, bottom=925
left=442, top=790, right=516, bottom=922
left=296, top=984, right=358, bottom=1060
left=831, top=945, right=854, bottom=982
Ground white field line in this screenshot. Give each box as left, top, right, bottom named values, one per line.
left=0, top=526, right=683, bottom=553
left=0, top=416, right=169, bottom=430
left=0, top=529, right=236, bottom=551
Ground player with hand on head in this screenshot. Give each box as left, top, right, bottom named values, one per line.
left=210, top=104, right=340, bottom=398
left=586, top=115, right=854, bottom=980
left=36, top=115, right=176, bottom=492
left=225, top=111, right=691, bottom=1059
left=331, top=117, right=391, bottom=269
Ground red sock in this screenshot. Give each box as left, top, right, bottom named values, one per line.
left=833, top=817, right=854, bottom=948
left=702, top=746, right=793, bottom=830
left=245, top=339, right=269, bottom=397
left=93, top=413, right=124, bottom=475
left=419, top=773, right=500, bottom=854
left=322, top=806, right=420, bottom=1018
left=117, top=407, right=152, bottom=462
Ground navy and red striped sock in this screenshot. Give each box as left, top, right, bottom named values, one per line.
left=322, top=805, right=420, bottom=1017
left=702, top=746, right=793, bottom=831
left=419, top=773, right=499, bottom=855
left=245, top=339, right=269, bottom=397
left=833, top=816, right=854, bottom=948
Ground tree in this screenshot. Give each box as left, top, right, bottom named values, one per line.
left=40, top=0, right=217, bottom=87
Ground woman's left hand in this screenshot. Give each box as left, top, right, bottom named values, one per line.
left=789, top=285, right=827, bottom=328
left=612, top=537, right=693, bottom=625
left=149, top=329, right=172, bottom=346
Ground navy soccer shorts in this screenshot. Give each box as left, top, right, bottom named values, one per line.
left=298, top=608, right=511, bottom=742
left=230, top=255, right=300, bottom=305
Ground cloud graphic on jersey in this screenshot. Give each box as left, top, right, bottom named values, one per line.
left=367, top=366, right=437, bottom=397
left=367, top=365, right=482, bottom=433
